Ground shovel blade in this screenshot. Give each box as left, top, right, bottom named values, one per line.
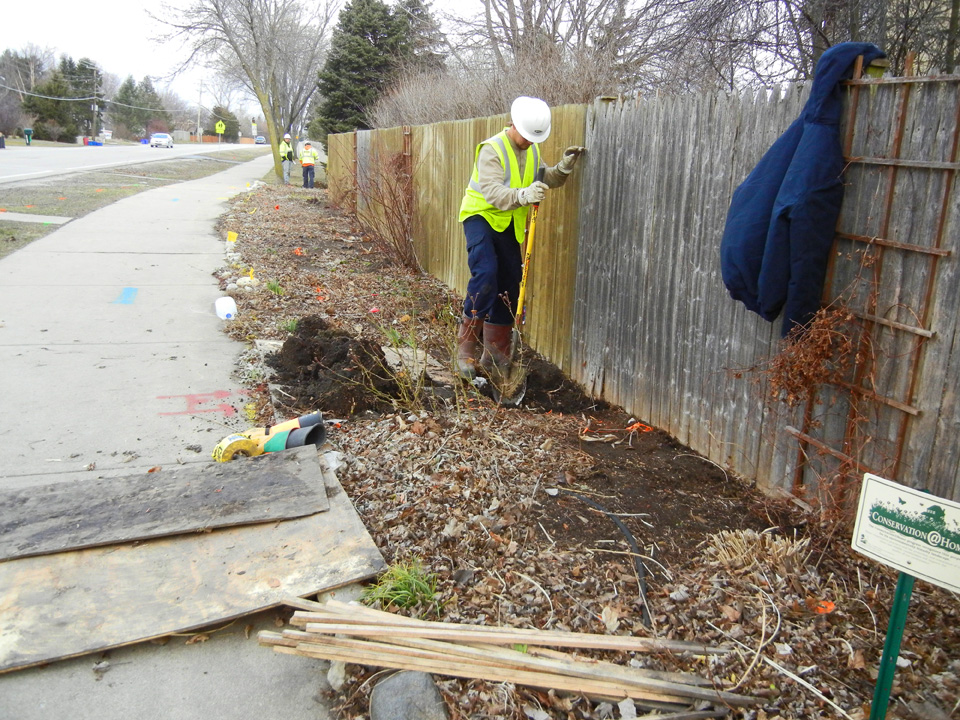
left=491, top=367, right=527, bottom=406
left=490, top=328, right=526, bottom=405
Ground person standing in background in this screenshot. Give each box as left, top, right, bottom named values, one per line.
left=279, top=133, right=294, bottom=184
left=299, top=141, right=320, bottom=189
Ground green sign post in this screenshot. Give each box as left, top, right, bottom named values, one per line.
left=869, top=573, right=914, bottom=720
left=852, top=474, right=960, bottom=719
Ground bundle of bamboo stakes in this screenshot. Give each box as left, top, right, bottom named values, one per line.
left=259, top=598, right=757, bottom=715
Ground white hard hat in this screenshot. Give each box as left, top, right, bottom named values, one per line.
left=510, top=96, right=551, bottom=143
left=283, top=133, right=291, bottom=139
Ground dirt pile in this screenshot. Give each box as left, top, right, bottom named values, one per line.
left=267, top=315, right=398, bottom=417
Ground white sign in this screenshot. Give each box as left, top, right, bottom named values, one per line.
left=852, top=474, right=960, bottom=593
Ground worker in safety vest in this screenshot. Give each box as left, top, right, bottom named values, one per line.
left=279, top=133, right=294, bottom=184
left=455, top=96, right=585, bottom=379
left=299, top=141, right=320, bottom=188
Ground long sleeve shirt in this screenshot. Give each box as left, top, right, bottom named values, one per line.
left=476, top=134, right=570, bottom=211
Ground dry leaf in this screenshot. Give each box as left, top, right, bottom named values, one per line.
left=522, top=705, right=550, bottom=720
left=601, top=605, right=620, bottom=632
left=720, top=604, right=742, bottom=622
left=185, top=633, right=209, bottom=645
left=848, top=649, right=866, bottom=669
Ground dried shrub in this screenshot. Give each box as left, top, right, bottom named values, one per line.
left=368, top=53, right=625, bottom=128
left=766, top=306, right=860, bottom=407
left=355, top=151, right=421, bottom=273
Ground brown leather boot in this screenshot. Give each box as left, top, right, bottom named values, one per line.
left=455, top=315, right=484, bottom=379
left=479, top=322, right=514, bottom=372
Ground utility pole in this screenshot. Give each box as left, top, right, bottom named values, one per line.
left=91, top=68, right=98, bottom=140
left=196, top=82, right=203, bottom=143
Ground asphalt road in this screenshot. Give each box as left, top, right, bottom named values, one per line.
left=0, top=142, right=253, bottom=185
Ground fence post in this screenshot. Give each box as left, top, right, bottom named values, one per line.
left=351, top=131, right=358, bottom=216
left=402, top=125, right=413, bottom=232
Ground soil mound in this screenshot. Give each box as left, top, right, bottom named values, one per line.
left=520, top=354, right=610, bottom=413
left=267, top=315, right=398, bottom=417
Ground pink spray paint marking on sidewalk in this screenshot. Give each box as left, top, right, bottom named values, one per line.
left=156, top=389, right=249, bottom=417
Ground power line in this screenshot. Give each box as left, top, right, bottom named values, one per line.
left=0, top=82, right=99, bottom=102
left=0, top=81, right=235, bottom=117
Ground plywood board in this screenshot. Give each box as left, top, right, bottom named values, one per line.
left=0, top=448, right=385, bottom=673
left=0, top=448, right=330, bottom=561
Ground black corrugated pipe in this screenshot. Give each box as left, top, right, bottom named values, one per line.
left=560, top=490, right=652, bottom=627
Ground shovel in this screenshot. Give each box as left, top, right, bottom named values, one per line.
left=490, top=168, right=545, bottom=406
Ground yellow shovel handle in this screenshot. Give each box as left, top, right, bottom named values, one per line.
left=516, top=167, right=545, bottom=327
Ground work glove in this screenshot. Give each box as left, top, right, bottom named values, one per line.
left=557, top=146, right=586, bottom=174
left=517, top=180, right=548, bottom=206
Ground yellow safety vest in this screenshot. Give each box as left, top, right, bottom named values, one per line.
left=300, top=147, right=319, bottom=165
left=279, top=140, right=292, bottom=158
left=459, top=129, right=540, bottom=244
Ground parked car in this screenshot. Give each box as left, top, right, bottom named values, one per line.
left=255, top=135, right=266, bottom=144
left=149, top=133, right=173, bottom=148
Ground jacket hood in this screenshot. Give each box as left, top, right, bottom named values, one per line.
left=805, top=42, right=886, bottom=125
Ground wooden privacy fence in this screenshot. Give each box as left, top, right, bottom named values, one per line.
left=328, top=72, right=960, bottom=503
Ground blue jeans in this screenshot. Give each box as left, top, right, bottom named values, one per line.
left=302, top=164, right=315, bottom=188
left=462, top=215, right=522, bottom=325
left=282, top=159, right=291, bottom=184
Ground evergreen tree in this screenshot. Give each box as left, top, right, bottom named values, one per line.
left=57, top=56, right=103, bottom=136
left=107, top=76, right=170, bottom=138
left=394, top=0, right=446, bottom=73
left=22, top=70, right=78, bottom=141
left=136, top=77, right=171, bottom=134
left=207, top=106, right=240, bottom=142
left=311, top=0, right=407, bottom=145
left=109, top=75, right=141, bottom=138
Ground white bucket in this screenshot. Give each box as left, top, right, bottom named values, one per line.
left=215, top=296, right=238, bottom=320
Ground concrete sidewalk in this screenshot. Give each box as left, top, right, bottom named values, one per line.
left=0, top=158, right=268, bottom=487
left=0, top=211, right=72, bottom=224
left=0, top=157, right=336, bottom=720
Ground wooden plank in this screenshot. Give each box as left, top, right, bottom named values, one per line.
left=301, top=631, right=751, bottom=705
left=277, top=636, right=692, bottom=708
left=298, top=620, right=725, bottom=655
left=277, top=603, right=719, bottom=690
left=0, top=447, right=330, bottom=561
left=0, top=448, right=385, bottom=673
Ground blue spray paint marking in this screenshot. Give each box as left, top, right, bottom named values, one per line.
left=113, top=287, right=138, bottom=304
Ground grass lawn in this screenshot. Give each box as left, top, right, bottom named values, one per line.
left=0, top=148, right=272, bottom=260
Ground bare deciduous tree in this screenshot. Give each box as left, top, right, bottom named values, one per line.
left=159, top=89, right=200, bottom=132
left=158, top=0, right=337, bottom=178
left=372, top=0, right=959, bottom=128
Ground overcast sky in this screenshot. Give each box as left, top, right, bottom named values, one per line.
left=0, top=1, right=219, bottom=104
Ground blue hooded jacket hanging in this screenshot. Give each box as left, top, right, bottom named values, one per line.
left=720, top=42, right=885, bottom=337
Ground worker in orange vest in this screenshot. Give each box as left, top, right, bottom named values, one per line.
left=299, top=141, right=320, bottom=189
